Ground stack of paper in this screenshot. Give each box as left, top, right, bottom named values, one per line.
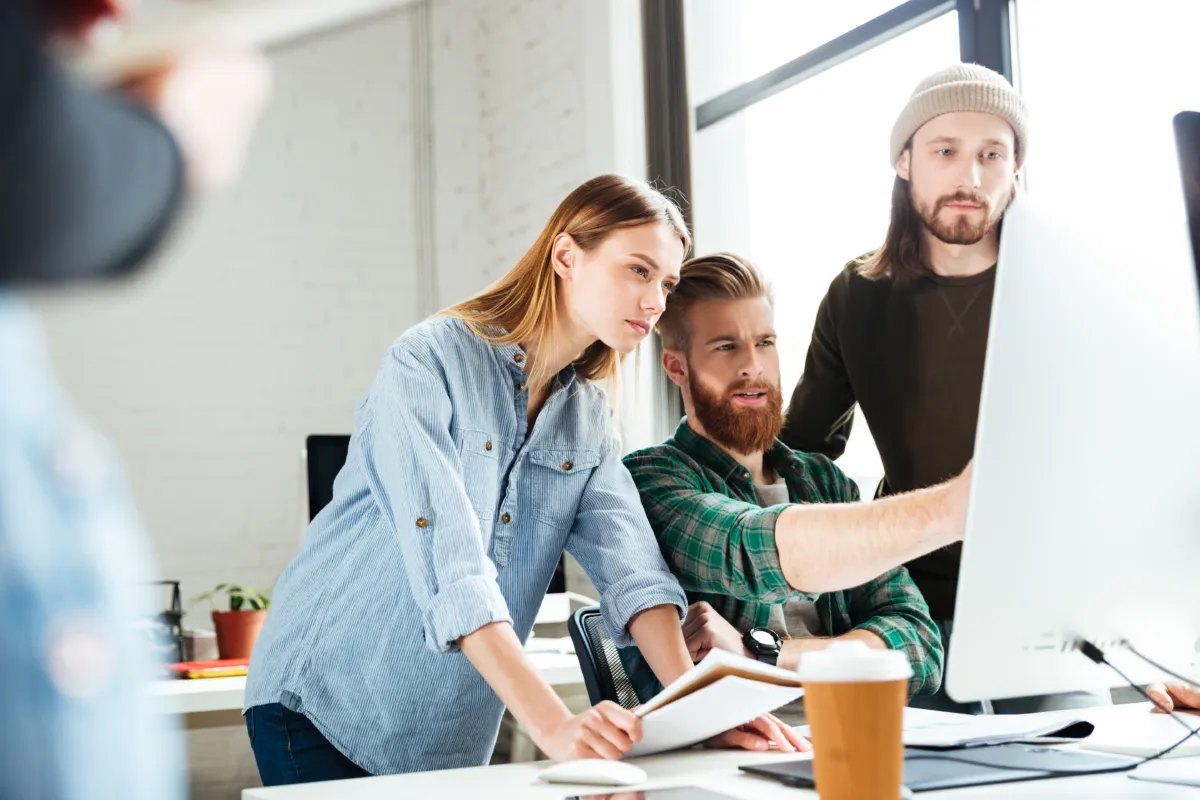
left=901, top=709, right=1096, bottom=749
left=627, top=649, right=805, bottom=757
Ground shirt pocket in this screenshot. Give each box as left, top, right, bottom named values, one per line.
left=526, top=448, right=603, bottom=528
left=458, top=429, right=500, bottom=523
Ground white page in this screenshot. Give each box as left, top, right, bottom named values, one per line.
left=627, top=675, right=805, bottom=758
left=1130, top=755, right=1200, bottom=786
left=1083, top=710, right=1200, bottom=758
left=636, top=648, right=804, bottom=717
left=903, top=709, right=1094, bottom=748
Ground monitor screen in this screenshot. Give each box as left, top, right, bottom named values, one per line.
left=304, top=434, right=566, bottom=593
left=305, top=434, right=350, bottom=521
left=1174, top=111, right=1200, bottom=294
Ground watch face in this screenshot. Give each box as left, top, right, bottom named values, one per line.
left=751, top=629, right=777, bottom=647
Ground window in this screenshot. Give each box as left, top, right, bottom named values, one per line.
left=687, top=3, right=963, bottom=490
left=1016, top=1, right=1199, bottom=209
left=686, top=0, right=917, bottom=102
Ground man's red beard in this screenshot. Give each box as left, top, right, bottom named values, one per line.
left=688, top=373, right=784, bottom=455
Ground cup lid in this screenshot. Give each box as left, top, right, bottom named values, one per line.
left=796, top=640, right=913, bottom=683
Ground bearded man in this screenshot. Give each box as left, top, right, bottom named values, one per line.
left=620, top=252, right=959, bottom=721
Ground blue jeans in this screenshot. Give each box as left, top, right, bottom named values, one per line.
left=246, top=703, right=370, bottom=786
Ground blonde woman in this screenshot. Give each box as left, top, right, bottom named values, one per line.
left=244, top=175, right=807, bottom=784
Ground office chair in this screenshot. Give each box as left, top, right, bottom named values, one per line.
left=568, top=606, right=639, bottom=709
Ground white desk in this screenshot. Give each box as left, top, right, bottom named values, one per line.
left=151, top=651, right=584, bottom=718
left=241, top=703, right=1200, bottom=799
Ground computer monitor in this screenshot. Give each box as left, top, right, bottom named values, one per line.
left=305, top=435, right=350, bottom=522
left=302, top=434, right=568, bottom=598
left=1174, top=111, right=1200, bottom=294
left=946, top=134, right=1200, bottom=701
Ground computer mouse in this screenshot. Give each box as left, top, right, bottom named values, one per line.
left=536, top=759, right=648, bottom=786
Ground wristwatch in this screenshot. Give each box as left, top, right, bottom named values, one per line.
left=743, top=627, right=783, bottom=666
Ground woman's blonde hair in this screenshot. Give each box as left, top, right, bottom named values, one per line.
left=442, top=174, right=690, bottom=389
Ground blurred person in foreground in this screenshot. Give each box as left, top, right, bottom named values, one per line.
left=0, top=0, right=270, bottom=796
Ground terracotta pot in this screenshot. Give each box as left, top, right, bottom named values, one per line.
left=211, top=610, right=268, bottom=660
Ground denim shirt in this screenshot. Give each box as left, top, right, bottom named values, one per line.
left=245, top=316, right=686, bottom=775
left=0, top=295, right=182, bottom=799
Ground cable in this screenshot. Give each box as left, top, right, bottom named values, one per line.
left=903, top=641, right=1200, bottom=779
left=1124, top=642, right=1200, bottom=688
left=1078, top=639, right=1200, bottom=764
left=904, top=750, right=1137, bottom=776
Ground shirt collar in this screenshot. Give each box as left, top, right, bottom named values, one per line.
left=490, top=336, right=578, bottom=390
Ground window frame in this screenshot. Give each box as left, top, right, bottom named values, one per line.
left=640, top=0, right=1015, bottom=443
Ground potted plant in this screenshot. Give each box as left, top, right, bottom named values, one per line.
left=194, top=583, right=271, bottom=660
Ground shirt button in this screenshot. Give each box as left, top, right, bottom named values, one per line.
left=416, top=517, right=428, bottom=529
left=485, top=441, right=493, bottom=451
left=518, top=382, right=527, bottom=392
left=501, top=513, right=512, bottom=524
left=514, top=353, right=525, bottom=363
left=743, top=471, right=751, bottom=480
left=562, top=461, right=573, bottom=471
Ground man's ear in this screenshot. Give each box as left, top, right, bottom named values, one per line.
left=662, top=348, right=688, bottom=390
left=895, top=148, right=912, bottom=182
left=550, top=233, right=576, bottom=280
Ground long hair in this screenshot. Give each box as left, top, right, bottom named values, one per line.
left=441, top=174, right=690, bottom=390
left=856, top=175, right=932, bottom=282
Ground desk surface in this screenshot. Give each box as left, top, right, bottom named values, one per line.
left=152, top=651, right=584, bottom=715
left=241, top=704, right=1200, bottom=799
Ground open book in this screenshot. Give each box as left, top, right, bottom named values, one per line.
left=626, top=649, right=805, bottom=758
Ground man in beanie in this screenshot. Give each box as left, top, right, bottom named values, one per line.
left=778, top=63, right=1110, bottom=713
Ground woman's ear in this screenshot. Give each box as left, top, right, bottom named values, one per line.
left=550, top=233, right=577, bottom=279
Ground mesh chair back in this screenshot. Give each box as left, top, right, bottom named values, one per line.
left=568, top=606, right=640, bottom=709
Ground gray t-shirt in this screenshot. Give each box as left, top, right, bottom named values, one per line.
left=752, top=476, right=822, bottom=726
left=753, top=477, right=824, bottom=640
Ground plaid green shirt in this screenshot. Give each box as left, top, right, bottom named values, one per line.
left=619, top=419, right=943, bottom=700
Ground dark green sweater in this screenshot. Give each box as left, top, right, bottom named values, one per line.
left=780, top=260, right=995, bottom=622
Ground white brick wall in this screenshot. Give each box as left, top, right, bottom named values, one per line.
left=32, top=1, right=649, bottom=796
left=35, top=10, right=422, bottom=798
left=36, top=9, right=421, bottom=609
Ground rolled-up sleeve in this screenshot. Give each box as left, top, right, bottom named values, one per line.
left=624, top=450, right=798, bottom=605
left=848, top=567, right=944, bottom=698
left=566, top=440, right=686, bottom=648
left=360, top=331, right=511, bottom=652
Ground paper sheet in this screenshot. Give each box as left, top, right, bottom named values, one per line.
left=628, top=675, right=805, bottom=757
left=626, top=649, right=805, bottom=757
left=903, top=709, right=1096, bottom=748
left=1083, top=710, right=1200, bottom=758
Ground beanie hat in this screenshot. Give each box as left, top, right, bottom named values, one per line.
left=890, top=63, right=1029, bottom=167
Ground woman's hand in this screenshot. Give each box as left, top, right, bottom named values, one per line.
left=119, top=47, right=272, bottom=190
left=538, top=701, right=644, bottom=761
